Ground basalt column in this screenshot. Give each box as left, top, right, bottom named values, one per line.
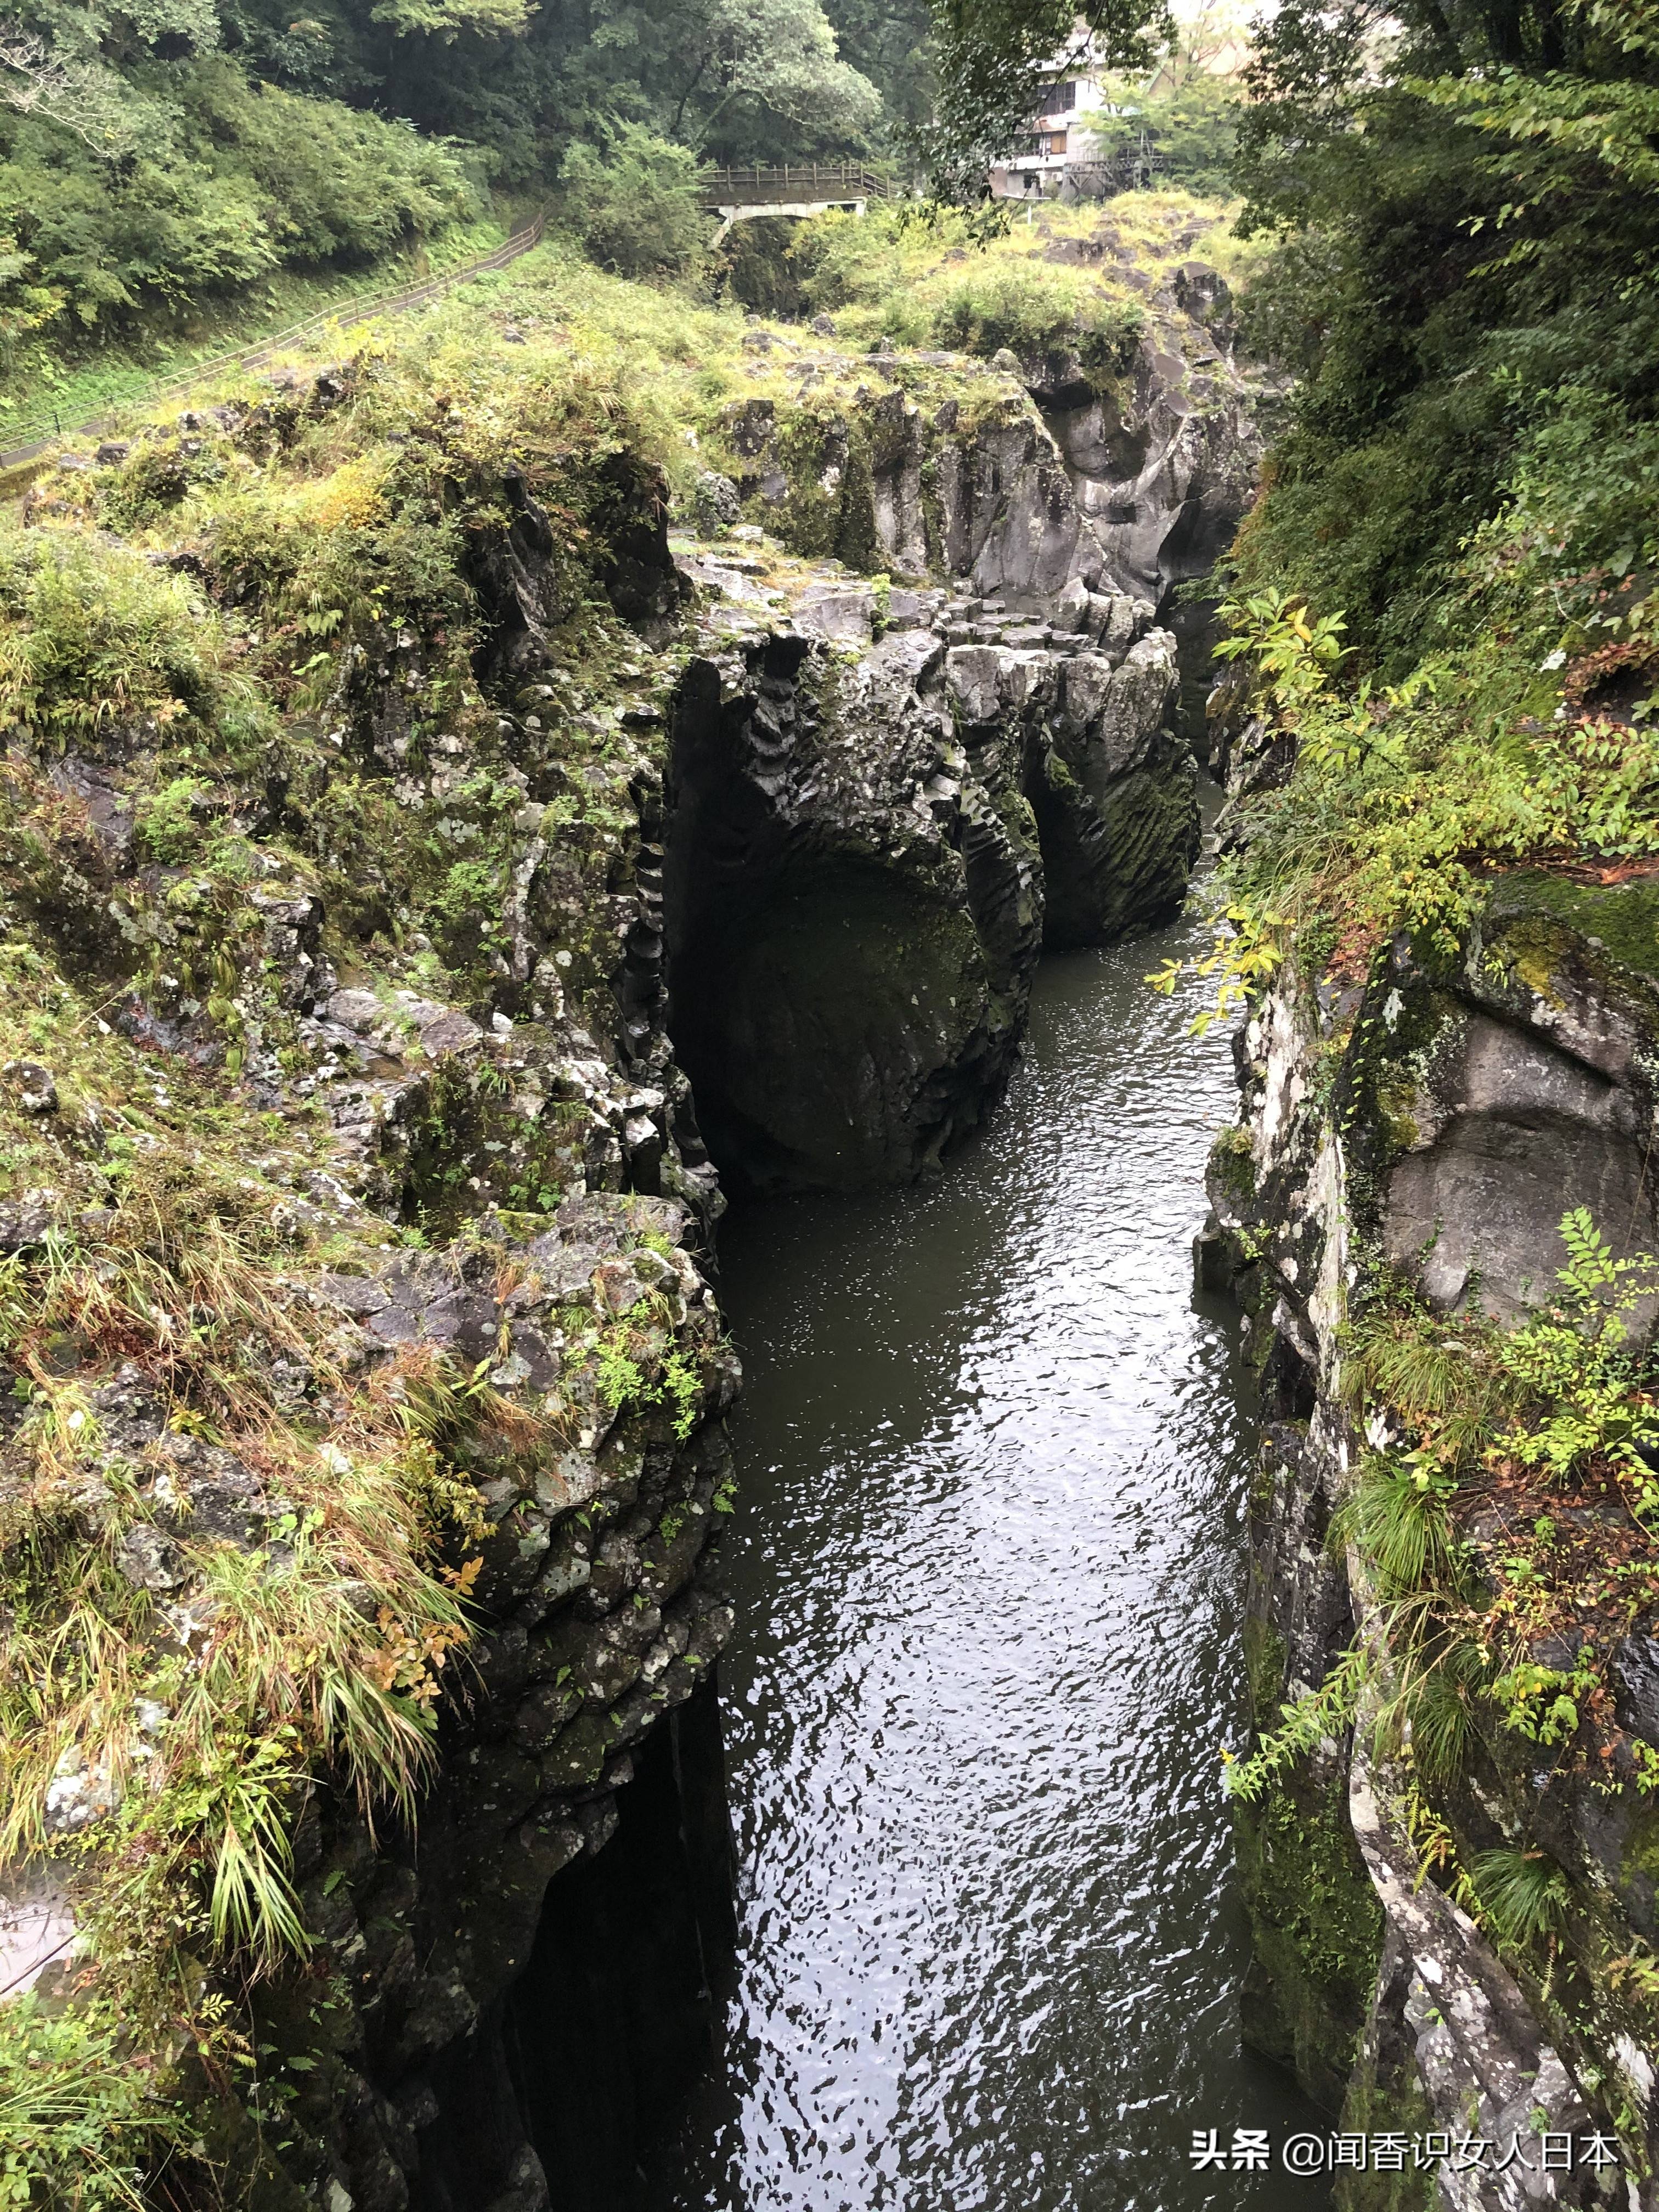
left=662, top=630, right=1043, bottom=1194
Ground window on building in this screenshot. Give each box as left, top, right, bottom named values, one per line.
left=1036, top=79, right=1077, bottom=116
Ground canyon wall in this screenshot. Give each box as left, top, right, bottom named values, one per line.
left=0, top=280, right=1251, bottom=2211
left=1201, top=872, right=1659, bottom=2208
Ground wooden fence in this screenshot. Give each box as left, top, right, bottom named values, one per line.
left=0, top=205, right=550, bottom=474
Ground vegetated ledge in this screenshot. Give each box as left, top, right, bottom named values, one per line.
left=0, top=354, right=744, bottom=2212
left=1199, top=872, right=1659, bottom=2205
left=0, top=266, right=1229, bottom=2210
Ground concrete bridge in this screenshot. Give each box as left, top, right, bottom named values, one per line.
left=704, top=163, right=896, bottom=240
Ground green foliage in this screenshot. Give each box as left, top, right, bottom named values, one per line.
left=1228, top=0, right=1659, bottom=674
left=930, top=261, right=1144, bottom=379
left=1146, top=896, right=1284, bottom=1036
left=558, top=126, right=710, bottom=281
left=789, top=191, right=1217, bottom=360
left=1195, top=563, right=1659, bottom=972
left=0, top=57, right=478, bottom=345
left=1348, top=1448, right=1459, bottom=1599
left=1470, top=1847, right=1570, bottom=1948
left=1224, top=1641, right=1366, bottom=1803
left=0, top=1992, right=187, bottom=2212
left=1495, top=1208, right=1659, bottom=1484
left=0, top=531, right=251, bottom=749
left=1088, top=69, right=1240, bottom=191
left=133, top=776, right=206, bottom=865
left=662, top=1348, right=702, bottom=1439
left=1490, top=1652, right=1600, bottom=1748
left=1333, top=1213, right=1659, bottom=1815
left=594, top=1334, right=647, bottom=1410
left=1398, top=1633, right=1486, bottom=1782
left=593, top=1303, right=706, bottom=1437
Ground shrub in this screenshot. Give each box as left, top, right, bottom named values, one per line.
left=0, top=1993, right=187, bottom=2212
left=0, top=531, right=247, bottom=747
left=558, top=126, right=710, bottom=281
left=0, top=58, right=477, bottom=341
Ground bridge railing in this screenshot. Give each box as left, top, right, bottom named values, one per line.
left=704, top=163, right=896, bottom=208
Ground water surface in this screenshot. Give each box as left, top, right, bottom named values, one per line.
left=661, top=889, right=1331, bottom=2211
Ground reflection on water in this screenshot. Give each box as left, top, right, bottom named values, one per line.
left=657, top=884, right=1331, bottom=2212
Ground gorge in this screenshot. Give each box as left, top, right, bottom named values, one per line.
left=5, top=120, right=1659, bottom=2212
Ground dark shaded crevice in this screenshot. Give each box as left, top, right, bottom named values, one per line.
left=411, top=1681, right=735, bottom=2212
left=662, top=650, right=1020, bottom=1196
left=1021, top=727, right=1200, bottom=952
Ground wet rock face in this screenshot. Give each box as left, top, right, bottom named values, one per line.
left=717, top=307, right=1267, bottom=767
left=663, top=573, right=1192, bottom=1193
left=724, top=370, right=1113, bottom=600
left=1202, top=881, right=1659, bottom=2193
left=1019, top=311, right=1271, bottom=751
left=261, top=1199, right=740, bottom=2212
left=948, top=624, right=1198, bottom=949
left=664, top=630, right=1039, bottom=1191
left=1347, top=894, right=1659, bottom=1327
left=1031, top=332, right=1264, bottom=609
left=467, top=456, right=686, bottom=680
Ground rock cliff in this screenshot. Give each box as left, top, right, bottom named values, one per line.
left=1201, top=872, right=1659, bottom=2207
left=664, top=549, right=1193, bottom=1189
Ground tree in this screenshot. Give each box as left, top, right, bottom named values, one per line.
left=663, top=0, right=880, bottom=141
left=916, top=0, right=1171, bottom=200
left=0, top=22, right=138, bottom=150
left=1226, top=0, right=1659, bottom=664
left=559, top=120, right=708, bottom=274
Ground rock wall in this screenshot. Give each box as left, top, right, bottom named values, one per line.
left=2, top=383, right=749, bottom=2212
left=663, top=554, right=1194, bottom=1192
left=1201, top=872, right=1659, bottom=2208
left=713, top=256, right=1268, bottom=768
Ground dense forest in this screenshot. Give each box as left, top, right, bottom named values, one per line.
left=0, top=0, right=1261, bottom=369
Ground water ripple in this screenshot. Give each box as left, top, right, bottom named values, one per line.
left=658, top=895, right=1332, bottom=2212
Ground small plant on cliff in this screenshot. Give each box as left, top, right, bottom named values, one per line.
left=593, top=1304, right=704, bottom=1440
left=0, top=1991, right=188, bottom=2212
left=1223, top=1643, right=1367, bottom=1804
left=1470, top=1847, right=1570, bottom=1952
left=1346, top=1446, right=1462, bottom=1599
left=1335, top=1212, right=1659, bottom=1808
left=1494, top=1208, right=1659, bottom=1485
left=1146, top=899, right=1286, bottom=1037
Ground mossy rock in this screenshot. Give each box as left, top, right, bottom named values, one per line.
left=1486, top=868, right=1659, bottom=985
left=1234, top=1760, right=1384, bottom=2113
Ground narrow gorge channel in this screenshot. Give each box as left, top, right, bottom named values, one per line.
left=654, top=840, right=1328, bottom=2212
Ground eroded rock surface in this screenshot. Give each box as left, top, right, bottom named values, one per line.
left=1201, top=877, right=1659, bottom=2205
left=664, top=553, right=1193, bottom=1190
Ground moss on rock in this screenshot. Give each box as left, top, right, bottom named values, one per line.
left=1234, top=1762, right=1386, bottom=2112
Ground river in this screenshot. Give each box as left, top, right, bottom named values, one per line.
left=653, top=862, right=1333, bottom=2211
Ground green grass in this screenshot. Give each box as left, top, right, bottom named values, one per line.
left=1, top=211, right=519, bottom=454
